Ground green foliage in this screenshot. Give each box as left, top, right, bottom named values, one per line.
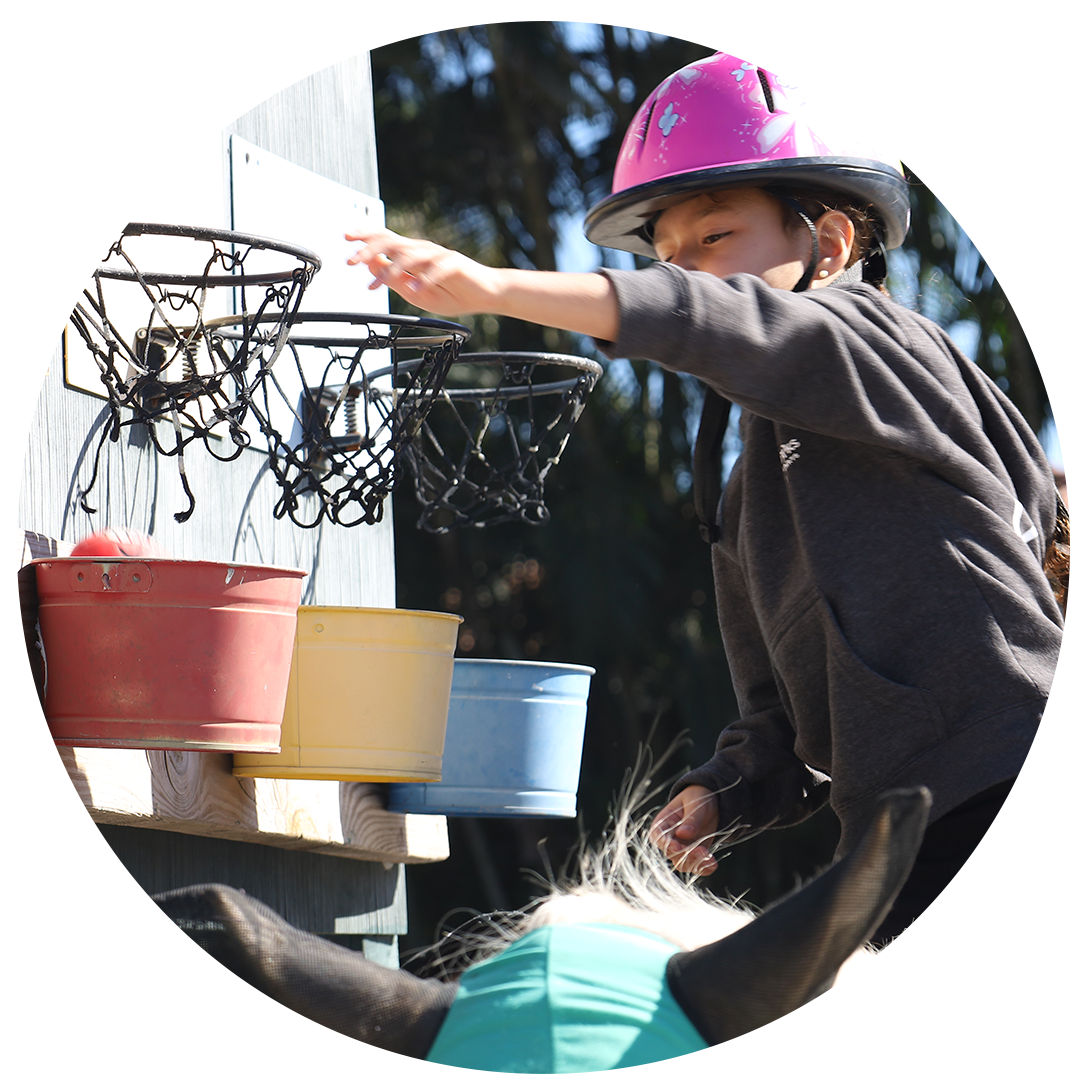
left=892, top=170, right=1050, bottom=433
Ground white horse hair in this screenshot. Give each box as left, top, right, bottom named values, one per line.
left=413, top=744, right=875, bottom=980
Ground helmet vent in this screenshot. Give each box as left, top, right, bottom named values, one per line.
left=757, top=69, right=776, bottom=112
left=644, top=97, right=659, bottom=138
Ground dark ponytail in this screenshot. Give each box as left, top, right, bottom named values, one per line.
left=1045, top=493, right=1070, bottom=616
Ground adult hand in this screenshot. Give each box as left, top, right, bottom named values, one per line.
left=650, top=785, right=721, bottom=876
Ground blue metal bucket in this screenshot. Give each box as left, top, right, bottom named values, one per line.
left=385, top=658, right=595, bottom=817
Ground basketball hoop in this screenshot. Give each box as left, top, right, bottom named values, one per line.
left=68, top=222, right=321, bottom=522
left=398, top=352, right=603, bottom=532
left=209, top=312, right=471, bottom=528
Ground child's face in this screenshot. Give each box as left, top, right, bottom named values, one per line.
left=651, top=187, right=811, bottom=289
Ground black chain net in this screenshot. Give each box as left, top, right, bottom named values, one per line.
left=66, top=226, right=598, bottom=533
left=68, top=223, right=320, bottom=523
left=224, top=314, right=471, bottom=528
left=399, top=353, right=603, bottom=533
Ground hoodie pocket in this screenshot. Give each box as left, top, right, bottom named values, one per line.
left=769, top=588, right=946, bottom=806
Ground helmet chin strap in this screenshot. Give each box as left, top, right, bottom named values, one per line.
left=774, top=196, right=818, bottom=293
left=776, top=195, right=886, bottom=291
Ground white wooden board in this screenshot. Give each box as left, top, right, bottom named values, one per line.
left=62, top=228, right=241, bottom=400
left=62, top=138, right=393, bottom=458
left=229, top=135, right=393, bottom=448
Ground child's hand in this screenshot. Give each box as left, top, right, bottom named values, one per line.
left=650, top=785, right=721, bottom=876
left=345, top=228, right=500, bottom=317
left=345, top=227, right=620, bottom=342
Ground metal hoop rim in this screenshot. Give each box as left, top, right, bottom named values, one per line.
left=368, top=351, right=603, bottom=400
left=94, top=222, right=323, bottom=286
left=206, top=310, right=472, bottom=348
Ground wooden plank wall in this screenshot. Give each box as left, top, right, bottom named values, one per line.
left=17, top=55, right=438, bottom=957
left=20, top=52, right=388, bottom=593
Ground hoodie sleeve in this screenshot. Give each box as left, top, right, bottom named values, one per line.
left=597, top=261, right=1060, bottom=608
left=597, top=263, right=960, bottom=455
left=670, top=564, right=832, bottom=839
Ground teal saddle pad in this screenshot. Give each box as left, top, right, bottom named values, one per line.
left=426, top=922, right=708, bottom=1073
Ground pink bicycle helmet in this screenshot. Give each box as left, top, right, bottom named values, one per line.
left=584, top=51, right=910, bottom=260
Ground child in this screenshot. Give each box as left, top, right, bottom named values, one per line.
left=347, top=51, right=1066, bottom=944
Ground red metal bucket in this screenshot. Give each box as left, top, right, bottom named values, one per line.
left=33, top=558, right=306, bottom=751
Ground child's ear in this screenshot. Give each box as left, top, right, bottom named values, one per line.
left=813, top=210, right=856, bottom=278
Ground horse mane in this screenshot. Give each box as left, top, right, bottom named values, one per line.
left=406, top=742, right=760, bottom=979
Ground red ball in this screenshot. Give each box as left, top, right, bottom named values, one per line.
left=70, top=527, right=171, bottom=558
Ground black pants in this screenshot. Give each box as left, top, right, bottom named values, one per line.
left=868, top=777, right=1080, bottom=946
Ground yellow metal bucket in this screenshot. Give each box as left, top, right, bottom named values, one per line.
left=231, top=605, right=461, bottom=782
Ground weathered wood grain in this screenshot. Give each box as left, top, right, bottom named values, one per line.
left=57, top=745, right=449, bottom=864
left=19, top=48, right=455, bottom=885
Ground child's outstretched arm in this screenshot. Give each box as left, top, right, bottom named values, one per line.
left=345, top=228, right=619, bottom=343
left=650, top=784, right=721, bottom=877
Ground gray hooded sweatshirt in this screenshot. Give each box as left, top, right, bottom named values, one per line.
left=598, top=262, right=1063, bottom=856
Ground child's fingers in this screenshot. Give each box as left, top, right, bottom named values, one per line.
left=650, top=811, right=692, bottom=857
left=343, top=226, right=499, bottom=318
left=653, top=787, right=717, bottom=839
left=347, top=238, right=413, bottom=274
left=682, top=792, right=722, bottom=841
left=345, top=229, right=433, bottom=269
left=346, top=231, right=449, bottom=295
left=363, top=252, right=422, bottom=294
left=650, top=787, right=721, bottom=876
left=345, top=227, right=398, bottom=246
left=654, top=841, right=718, bottom=876
left=651, top=806, right=699, bottom=851
left=668, top=842, right=718, bottom=877
left=650, top=802, right=683, bottom=839
left=345, top=226, right=406, bottom=242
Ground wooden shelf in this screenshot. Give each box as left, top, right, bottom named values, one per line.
left=21, top=540, right=451, bottom=868
left=58, top=745, right=449, bottom=864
